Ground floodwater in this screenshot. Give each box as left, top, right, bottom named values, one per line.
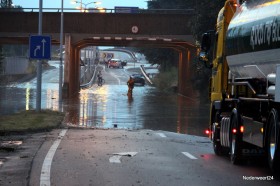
left=0, top=61, right=210, bottom=136
left=0, top=61, right=61, bottom=115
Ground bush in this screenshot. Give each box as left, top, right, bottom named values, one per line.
left=153, top=67, right=178, bottom=92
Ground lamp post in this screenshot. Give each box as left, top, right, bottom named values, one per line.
left=59, top=0, right=64, bottom=111
left=36, top=0, right=43, bottom=112
left=71, top=1, right=102, bottom=12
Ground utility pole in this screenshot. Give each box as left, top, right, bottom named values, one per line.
left=36, top=0, right=43, bottom=112
left=59, top=0, right=64, bottom=111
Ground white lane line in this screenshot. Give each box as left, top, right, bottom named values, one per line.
left=109, top=72, right=121, bottom=85
left=40, top=129, right=67, bottom=186
left=182, top=152, right=198, bottom=160
left=157, top=133, right=167, bottom=138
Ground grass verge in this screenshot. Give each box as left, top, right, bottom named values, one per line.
left=0, top=110, right=65, bottom=134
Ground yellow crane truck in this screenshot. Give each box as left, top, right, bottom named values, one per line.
left=199, top=0, right=280, bottom=172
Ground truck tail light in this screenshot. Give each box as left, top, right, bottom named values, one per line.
left=232, top=126, right=244, bottom=134
left=240, top=126, right=244, bottom=133
left=205, top=129, right=211, bottom=135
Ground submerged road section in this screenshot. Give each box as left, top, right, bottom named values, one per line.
left=0, top=60, right=209, bottom=136
left=63, top=63, right=210, bottom=136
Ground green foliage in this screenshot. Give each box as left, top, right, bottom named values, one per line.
left=141, top=0, right=225, bottom=68
left=143, top=0, right=225, bottom=96
left=1, top=0, right=23, bottom=11
left=148, top=0, right=196, bottom=9
left=192, top=0, right=225, bottom=41
left=138, top=48, right=178, bottom=71
left=0, top=0, right=13, bottom=8
left=147, top=0, right=224, bottom=40
left=0, top=46, right=4, bottom=74
left=153, top=67, right=178, bottom=91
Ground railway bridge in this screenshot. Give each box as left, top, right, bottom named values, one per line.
left=0, top=9, right=197, bottom=97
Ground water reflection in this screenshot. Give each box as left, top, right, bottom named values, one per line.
left=0, top=60, right=210, bottom=136
left=176, top=95, right=209, bottom=135
left=0, top=61, right=60, bottom=115
left=62, top=85, right=209, bottom=136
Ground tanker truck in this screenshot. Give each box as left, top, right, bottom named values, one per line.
left=199, top=0, right=280, bottom=172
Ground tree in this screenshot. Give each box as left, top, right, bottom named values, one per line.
left=148, top=0, right=224, bottom=41
left=0, top=46, right=4, bottom=75
left=139, top=0, right=225, bottom=95
left=192, top=0, right=225, bottom=41
left=0, top=0, right=13, bottom=8
left=138, top=47, right=178, bottom=72
left=139, top=0, right=224, bottom=71
left=148, top=0, right=195, bottom=9
left=1, top=0, right=23, bottom=11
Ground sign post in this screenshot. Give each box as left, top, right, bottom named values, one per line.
left=29, top=0, right=53, bottom=112
left=37, top=0, right=43, bottom=112
left=59, top=0, right=64, bottom=111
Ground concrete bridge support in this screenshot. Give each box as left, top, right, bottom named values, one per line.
left=63, top=34, right=81, bottom=98
left=178, top=46, right=197, bottom=97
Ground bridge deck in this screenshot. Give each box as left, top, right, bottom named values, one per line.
left=0, top=10, right=194, bottom=43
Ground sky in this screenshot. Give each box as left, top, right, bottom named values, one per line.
left=12, top=0, right=148, bottom=9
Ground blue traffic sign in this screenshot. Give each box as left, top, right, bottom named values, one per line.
left=29, top=35, right=51, bottom=60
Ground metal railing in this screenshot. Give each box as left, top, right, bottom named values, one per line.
left=0, top=7, right=195, bottom=14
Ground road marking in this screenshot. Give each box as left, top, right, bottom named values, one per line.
left=109, top=155, right=122, bottom=163
left=109, top=152, right=138, bottom=163
left=40, top=129, right=67, bottom=186
left=157, top=133, right=166, bottom=138
left=182, top=152, right=198, bottom=160
left=109, top=72, right=121, bottom=85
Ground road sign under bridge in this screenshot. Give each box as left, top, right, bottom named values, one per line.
left=29, top=35, right=51, bottom=60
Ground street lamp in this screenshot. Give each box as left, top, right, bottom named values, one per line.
left=59, top=0, right=64, bottom=110
left=71, top=1, right=102, bottom=12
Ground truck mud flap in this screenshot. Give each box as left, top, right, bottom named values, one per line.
left=241, top=142, right=265, bottom=157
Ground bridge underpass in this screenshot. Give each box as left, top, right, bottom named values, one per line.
left=0, top=10, right=197, bottom=98
left=70, top=38, right=196, bottom=97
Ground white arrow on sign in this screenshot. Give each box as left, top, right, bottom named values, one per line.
left=109, top=152, right=138, bottom=163
left=34, top=45, right=41, bottom=57
left=41, top=39, right=46, bottom=57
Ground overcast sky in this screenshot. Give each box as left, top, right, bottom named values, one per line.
left=12, top=0, right=148, bottom=9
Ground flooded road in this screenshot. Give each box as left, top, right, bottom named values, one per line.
left=64, top=85, right=209, bottom=136
left=0, top=61, right=210, bottom=136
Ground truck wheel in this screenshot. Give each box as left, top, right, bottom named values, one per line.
left=267, top=109, right=280, bottom=173
left=212, top=113, right=229, bottom=156
left=230, top=111, right=243, bottom=165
